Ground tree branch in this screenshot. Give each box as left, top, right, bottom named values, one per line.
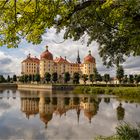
left=14, top=0, right=17, bottom=25
left=57, top=0, right=95, bottom=25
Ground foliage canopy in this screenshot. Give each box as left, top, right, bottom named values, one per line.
left=116, top=65, right=124, bottom=83
left=0, top=0, right=140, bottom=66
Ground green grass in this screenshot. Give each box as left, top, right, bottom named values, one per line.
left=73, top=86, right=140, bottom=101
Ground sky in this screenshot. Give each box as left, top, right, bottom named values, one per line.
left=0, top=28, right=140, bottom=77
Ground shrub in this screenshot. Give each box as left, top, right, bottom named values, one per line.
left=95, top=123, right=140, bottom=140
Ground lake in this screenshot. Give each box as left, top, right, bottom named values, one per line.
left=0, top=88, right=140, bottom=140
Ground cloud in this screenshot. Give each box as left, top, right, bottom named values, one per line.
left=0, top=27, right=140, bottom=76
left=0, top=58, right=12, bottom=65
left=0, top=51, right=22, bottom=76
left=0, top=102, right=11, bottom=110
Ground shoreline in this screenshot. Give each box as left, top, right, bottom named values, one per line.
left=0, top=83, right=140, bottom=89
left=0, top=83, right=140, bottom=101
left=73, top=86, right=140, bottom=101
left=17, top=84, right=76, bottom=90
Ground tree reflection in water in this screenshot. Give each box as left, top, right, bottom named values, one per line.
left=116, top=103, right=125, bottom=121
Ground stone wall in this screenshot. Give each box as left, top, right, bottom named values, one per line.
left=18, top=84, right=52, bottom=90
left=0, top=83, right=17, bottom=88
left=18, top=84, right=75, bottom=90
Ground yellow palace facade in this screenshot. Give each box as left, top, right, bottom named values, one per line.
left=21, top=46, right=96, bottom=78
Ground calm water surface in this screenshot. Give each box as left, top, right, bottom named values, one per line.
left=0, top=88, right=140, bottom=140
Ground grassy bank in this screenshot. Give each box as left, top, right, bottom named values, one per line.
left=95, top=123, right=140, bottom=140
left=74, top=86, right=140, bottom=99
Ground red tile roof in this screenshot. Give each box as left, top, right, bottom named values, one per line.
left=22, top=57, right=39, bottom=64
left=40, top=49, right=53, bottom=60
left=84, top=54, right=95, bottom=63
left=54, top=57, right=70, bottom=64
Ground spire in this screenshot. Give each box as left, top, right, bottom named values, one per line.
left=45, top=124, right=48, bottom=129
left=89, top=118, right=91, bottom=124
left=46, top=45, right=48, bottom=51
left=89, top=50, right=91, bottom=55
left=26, top=113, right=30, bottom=120
left=76, top=107, right=80, bottom=124
left=27, top=53, right=31, bottom=58
left=76, top=49, right=81, bottom=64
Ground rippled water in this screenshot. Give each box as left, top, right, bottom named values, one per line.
left=0, top=88, right=140, bottom=140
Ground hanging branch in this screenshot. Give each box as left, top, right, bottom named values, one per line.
left=14, top=0, right=17, bottom=25
left=57, top=0, right=94, bottom=26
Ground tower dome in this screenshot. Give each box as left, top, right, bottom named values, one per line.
left=40, top=46, right=53, bottom=60
left=40, top=113, right=53, bottom=128
left=84, top=50, right=95, bottom=63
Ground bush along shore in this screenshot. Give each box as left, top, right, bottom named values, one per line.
left=95, top=123, right=140, bottom=140
left=73, top=86, right=140, bottom=101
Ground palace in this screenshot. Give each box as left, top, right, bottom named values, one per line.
left=21, top=45, right=96, bottom=78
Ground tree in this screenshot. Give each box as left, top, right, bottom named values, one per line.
left=64, top=72, right=70, bottom=83
left=7, top=75, right=10, bottom=83
left=116, top=65, right=124, bottom=84
left=82, top=74, right=88, bottom=85
left=134, top=74, right=140, bottom=85
left=34, top=74, right=40, bottom=83
left=73, top=72, right=80, bottom=84
left=103, top=74, right=110, bottom=84
left=32, top=74, right=35, bottom=82
left=89, top=74, right=94, bottom=85
left=19, top=75, right=24, bottom=83
left=0, top=75, right=5, bottom=83
left=97, top=74, right=102, bottom=82
left=24, top=75, right=28, bottom=83
left=45, top=72, right=51, bottom=83
left=1, top=1, right=140, bottom=66
left=128, top=75, right=134, bottom=84
left=28, top=74, right=32, bottom=82
left=123, top=75, right=128, bottom=84
left=52, top=72, right=58, bottom=83
left=93, top=68, right=99, bottom=83
left=13, top=75, right=17, bottom=82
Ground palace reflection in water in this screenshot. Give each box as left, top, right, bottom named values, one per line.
left=20, top=90, right=100, bottom=127
left=0, top=89, right=139, bottom=139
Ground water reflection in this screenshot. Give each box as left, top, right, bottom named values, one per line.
left=21, top=91, right=100, bottom=127
left=116, top=103, right=125, bottom=121
left=0, top=89, right=140, bottom=139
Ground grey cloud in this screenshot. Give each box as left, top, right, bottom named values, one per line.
left=0, top=102, right=11, bottom=110
left=124, top=56, right=140, bottom=69
left=0, top=58, right=12, bottom=65
left=0, top=69, right=15, bottom=76
left=0, top=109, right=46, bottom=140
left=0, top=51, right=21, bottom=76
